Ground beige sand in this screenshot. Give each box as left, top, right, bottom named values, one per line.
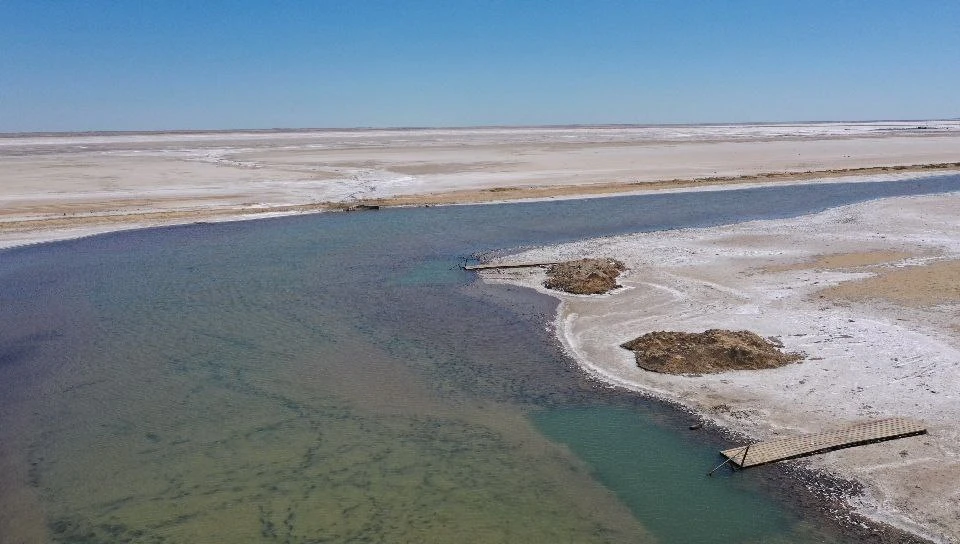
left=820, top=260, right=960, bottom=307
left=2, top=122, right=960, bottom=248
left=481, top=193, right=960, bottom=543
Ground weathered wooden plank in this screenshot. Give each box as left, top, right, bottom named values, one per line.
left=721, top=418, right=926, bottom=468
left=463, top=261, right=558, bottom=271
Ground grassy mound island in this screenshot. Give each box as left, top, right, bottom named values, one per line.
left=621, top=329, right=803, bottom=374
left=544, top=258, right=626, bottom=295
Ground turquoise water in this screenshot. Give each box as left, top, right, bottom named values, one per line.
left=2, top=176, right=958, bottom=542
left=534, top=407, right=824, bottom=543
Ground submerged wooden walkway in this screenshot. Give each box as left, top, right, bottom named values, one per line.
left=720, top=418, right=927, bottom=469
left=463, top=261, right=558, bottom=271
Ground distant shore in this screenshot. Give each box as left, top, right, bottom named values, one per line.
left=480, top=192, right=960, bottom=543
left=2, top=121, right=959, bottom=249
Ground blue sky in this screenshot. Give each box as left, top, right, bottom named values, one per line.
left=1, top=1, right=958, bottom=132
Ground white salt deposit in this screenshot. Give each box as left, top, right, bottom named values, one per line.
left=482, top=192, right=960, bottom=542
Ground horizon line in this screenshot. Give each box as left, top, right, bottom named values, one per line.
left=2, top=117, right=958, bottom=138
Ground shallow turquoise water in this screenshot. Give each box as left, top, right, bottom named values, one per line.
left=534, top=407, right=827, bottom=544
left=2, top=177, right=958, bottom=542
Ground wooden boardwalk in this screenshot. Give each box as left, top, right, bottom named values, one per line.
left=463, top=261, right=558, bottom=271
left=721, top=418, right=926, bottom=468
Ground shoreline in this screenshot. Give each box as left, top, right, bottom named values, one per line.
left=2, top=166, right=959, bottom=252
left=363, top=162, right=960, bottom=207
left=479, top=192, right=960, bottom=543
left=604, top=389, right=934, bottom=544
left=3, top=122, right=959, bottom=250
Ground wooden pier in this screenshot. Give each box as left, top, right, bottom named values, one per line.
left=462, top=261, right=558, bottom=271
left=720, top=418, right=927, bottom=469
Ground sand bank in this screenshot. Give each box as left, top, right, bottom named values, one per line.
left=480, top=193, right=960, bottom=543
left=3, top=122, right=960, bottom=249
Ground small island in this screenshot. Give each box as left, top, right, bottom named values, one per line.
left=543, top=258, right=626, bottom=295
left=620, top=329, right=803, bottom=374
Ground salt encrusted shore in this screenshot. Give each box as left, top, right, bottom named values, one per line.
left=480, top=192, right=960, bottom=543
left=3, top=122, right=960, bottom=249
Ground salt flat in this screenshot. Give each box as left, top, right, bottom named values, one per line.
left=2, top=121, right=959, bottom=248
left=481, top=192, right=960, bottom=543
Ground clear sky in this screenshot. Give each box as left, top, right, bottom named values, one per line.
left=1, top=1, right=958, bottom=132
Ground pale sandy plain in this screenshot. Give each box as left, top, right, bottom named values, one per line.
left=2, top=122, right=960, bottom=541
left=2, top=120, right=960, bottom=248
left=481, top=193, right=960, bottom=543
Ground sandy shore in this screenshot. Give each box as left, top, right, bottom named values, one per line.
left=3, top=121, right=960, bottom=249
left=480, top=192, right=960, bottom=542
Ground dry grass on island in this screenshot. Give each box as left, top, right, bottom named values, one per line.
left=541, top=261, right=807, bottom=375
left=543, top=258, right=626, bottom=295
left=620, top=330, right=804, bottom=375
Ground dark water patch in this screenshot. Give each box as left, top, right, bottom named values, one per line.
left=1, top=176, right=956, bottom=542
left=0, top=341, right=40, bottom=368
